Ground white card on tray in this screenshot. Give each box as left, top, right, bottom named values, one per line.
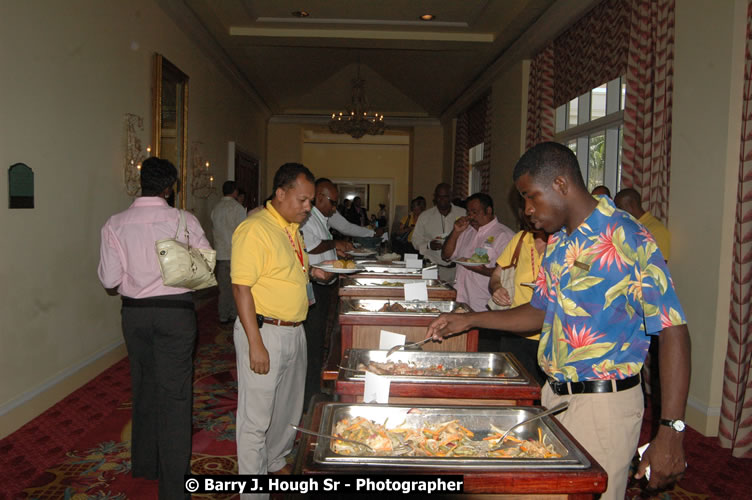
left=363, top=371, right=391, bottom=403
left=405, top=258, right=423, bottom=269
left=421, top=267, right=438, bottom=279
left=403, top=253, right=419, bottom=260
left=404, top=281, right=428, bottom=302
left=379, top=330, right=406, bottom=350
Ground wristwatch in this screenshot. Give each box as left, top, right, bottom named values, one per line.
left=659, top=418, right=686, bottom=432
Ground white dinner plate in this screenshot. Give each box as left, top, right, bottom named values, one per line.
left=312, top=264, right=364, bottom=274
left=347, top=250, right=377, bottom=257
left=453, top=260, right=489, bottom=267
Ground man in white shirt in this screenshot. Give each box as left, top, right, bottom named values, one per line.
left=328, top=209, right=386, bottom=238
left=210, top=181, right=247, bottom=324
left=299, top=178, right=355, bottom=409
left=411, top=183, right=466, bottom=281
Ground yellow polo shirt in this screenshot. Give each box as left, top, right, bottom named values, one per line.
left=231, top=202, right=310, bottom=322
left=496, top=231, right=543, bottom=341
left=639, top=212, right=671, bottom=261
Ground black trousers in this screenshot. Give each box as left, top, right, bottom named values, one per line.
left=121, top=293, right=196, bottom=500
left=302, top=282, right=336, bottom=410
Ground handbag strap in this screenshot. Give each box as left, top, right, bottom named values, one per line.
left=507, top=231, right=527, bottom=268
left=174, top=209, right=191, bottom=247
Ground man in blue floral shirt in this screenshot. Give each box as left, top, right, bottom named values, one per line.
left=427, top=142, right=690, bottom=500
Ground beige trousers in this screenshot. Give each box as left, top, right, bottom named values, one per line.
left=233, top=319, right=306, bottom=491
left=542, top=382, right=644, bottom=500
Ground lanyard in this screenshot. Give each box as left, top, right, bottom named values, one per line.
left=284, top=227, right=306, bottom=275
left=531, top=246, right=537, bottom=281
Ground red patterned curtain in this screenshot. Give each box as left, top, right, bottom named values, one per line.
left=621, top=0, right=675, bottom=224
left=525, top=0, right=674, bottom=224
left=719, top=0, right=752, bottom=459
left=525, top=45, right=555, bottom=149
left=454, top=92, right=492, bottom=197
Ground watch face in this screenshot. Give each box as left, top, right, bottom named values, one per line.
left=673, top=420, right=686, bottom=432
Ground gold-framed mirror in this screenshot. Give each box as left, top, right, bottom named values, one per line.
left=152, top=53, right=188, bottom=209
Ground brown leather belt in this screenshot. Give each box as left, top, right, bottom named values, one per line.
left=262, top=317, right=302, bottom=327
left=548, top=374, right=641, bottom=395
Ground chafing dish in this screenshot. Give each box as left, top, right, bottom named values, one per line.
left=340, top=298, right=468, bottom=316
left=357, top=261, right=423, bottom=274
left=313, top=403, right=591, bottom=469
left=339, top=349, right=529, bottom=385
left=340, top=278, right=451, bottom=289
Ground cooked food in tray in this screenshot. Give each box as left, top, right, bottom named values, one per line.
left=349, top=300, right=468, bottom=314
left=331, top=416, right=561, bottom=458
left=357, top=361, right=481, bottom=377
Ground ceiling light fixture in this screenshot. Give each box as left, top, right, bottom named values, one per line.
left=292, top=10, right=310, bottom=18
left=420, top=14, right=435, bottom=21
left=329, top=61, right=385, bottom=139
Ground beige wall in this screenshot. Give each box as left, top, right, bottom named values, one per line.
left=669, top=0, right=745, bottom=435
left=488, top=60, right=530, bottom=229
left=0, top=0, right=267, bottom=436
left=411, top=125, right=446, bottom=205
left=265, top=123, right=304, bottom=197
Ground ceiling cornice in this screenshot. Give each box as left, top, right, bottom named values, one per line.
left=156, top=0, right=272, bottom=118
left=268, top=114, right=441, bottom=128
left=441, top=0, right=600, bottom=120
left=229, top=26, right=494, bottom=43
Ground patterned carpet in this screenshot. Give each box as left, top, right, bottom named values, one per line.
left=1, top=297, right=750, bottom=499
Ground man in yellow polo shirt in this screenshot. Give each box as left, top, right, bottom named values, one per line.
left=231, top=163, right=332, bottom=480
left=614, top=188, right=671, bottom=261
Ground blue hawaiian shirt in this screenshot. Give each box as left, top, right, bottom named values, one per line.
left=529, top=196, right=686, bottom=382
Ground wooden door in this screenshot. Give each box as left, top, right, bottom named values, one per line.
left=234, top=148, right=259, bottom=210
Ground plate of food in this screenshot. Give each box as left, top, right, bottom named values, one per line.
left=313, top=260, right=364, bottom=274
left=454, top=257, right=489, bottom=267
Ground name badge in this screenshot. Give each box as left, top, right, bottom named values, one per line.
left=306, top=282, right=315, bottom=306
left=573, top=260, right=590, bottom=271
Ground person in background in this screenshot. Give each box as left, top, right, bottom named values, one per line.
left=394, top=196, right=426, bottom=255
left=329, top=202, right=386, bottom=239
left=231, top=163, right=333, bottom=484
left=488, top=193, right=549, bottom=384
left=411, top=183, right=466, bottom=281
left=237, top=188, right=247, bottom=209
left=591, top=185, right=611, bottom=198
left=614, top=187, right=671, bottom=261
left=346, top=195, right=369, bottom=226
left=299, top=178, right=355, bottom=410
left=211, top=181, right=247, bottom=325
left=426, top=142, right=690, bottom=500
left=98, top=157, right=212, bottom=499
left=338, top=198, right=351, bottom=217
left=376, top=203, right=388, bottom=228
left=441, top=192, right=514, bottom=313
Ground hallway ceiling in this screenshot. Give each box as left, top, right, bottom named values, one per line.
left=170, top=0, right=592, bottom=120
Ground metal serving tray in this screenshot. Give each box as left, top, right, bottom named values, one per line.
left=340, top=349, right=529, bottom=385
left=314, top=403, right=590, bottom=469
left=340, top=278, right=451, bottom=289
left=357, top=261, right=423, bottom=274
left=341, top=298, right=468, bottom=316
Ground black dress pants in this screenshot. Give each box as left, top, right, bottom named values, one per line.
left=121, top=293, right=196, bottom=500
left=302, top=282, right=336, bottom=410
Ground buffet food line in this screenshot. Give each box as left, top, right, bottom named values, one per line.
left=305, top=256, right=607, bottom=498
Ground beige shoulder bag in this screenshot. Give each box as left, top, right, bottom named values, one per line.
left=155, top=210, right=218, bottom=290
left=487, top=232, right=527, bottom=311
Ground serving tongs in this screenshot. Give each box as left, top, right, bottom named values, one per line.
left=290, top=424, right=375, bottom=452
left=385, top=337, right=432, bottom=357
left=490, top=402, right=569, bottom=449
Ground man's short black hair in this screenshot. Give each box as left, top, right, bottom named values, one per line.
left=222, top=180, right=237, bottom=196
left=513, top=142, right=585, bottom=189
left=315, top=177, right=333, bottom=187
left=140, top=157, right=177, bottom=196
left=466, top=192, right=494, bottom=212
left=273, top=163, right=314, bottom=193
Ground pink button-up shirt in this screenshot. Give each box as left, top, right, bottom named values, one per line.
left=98, top=197, right=212, bottom=298
left=451, top=218, right=514, bottom=311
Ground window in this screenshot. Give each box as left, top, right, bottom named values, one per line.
left=468, top=142, right=484, bottom=195
left=555, top=77, right=625, bottom=194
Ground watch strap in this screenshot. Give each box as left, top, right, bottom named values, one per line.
left=659, top=418, right=686, bottom=432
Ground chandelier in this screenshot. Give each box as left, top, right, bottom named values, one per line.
left=329, top=66, right=385, bottom=139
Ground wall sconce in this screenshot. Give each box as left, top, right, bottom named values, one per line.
left=124, top=113, right=150, bottom=196
left=191, top=141, right=215, bottom=199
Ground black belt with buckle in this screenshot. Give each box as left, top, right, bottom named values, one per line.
left=548, top=374, right=641, bottom=395
left=256, top=314, right=302, bottom=328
